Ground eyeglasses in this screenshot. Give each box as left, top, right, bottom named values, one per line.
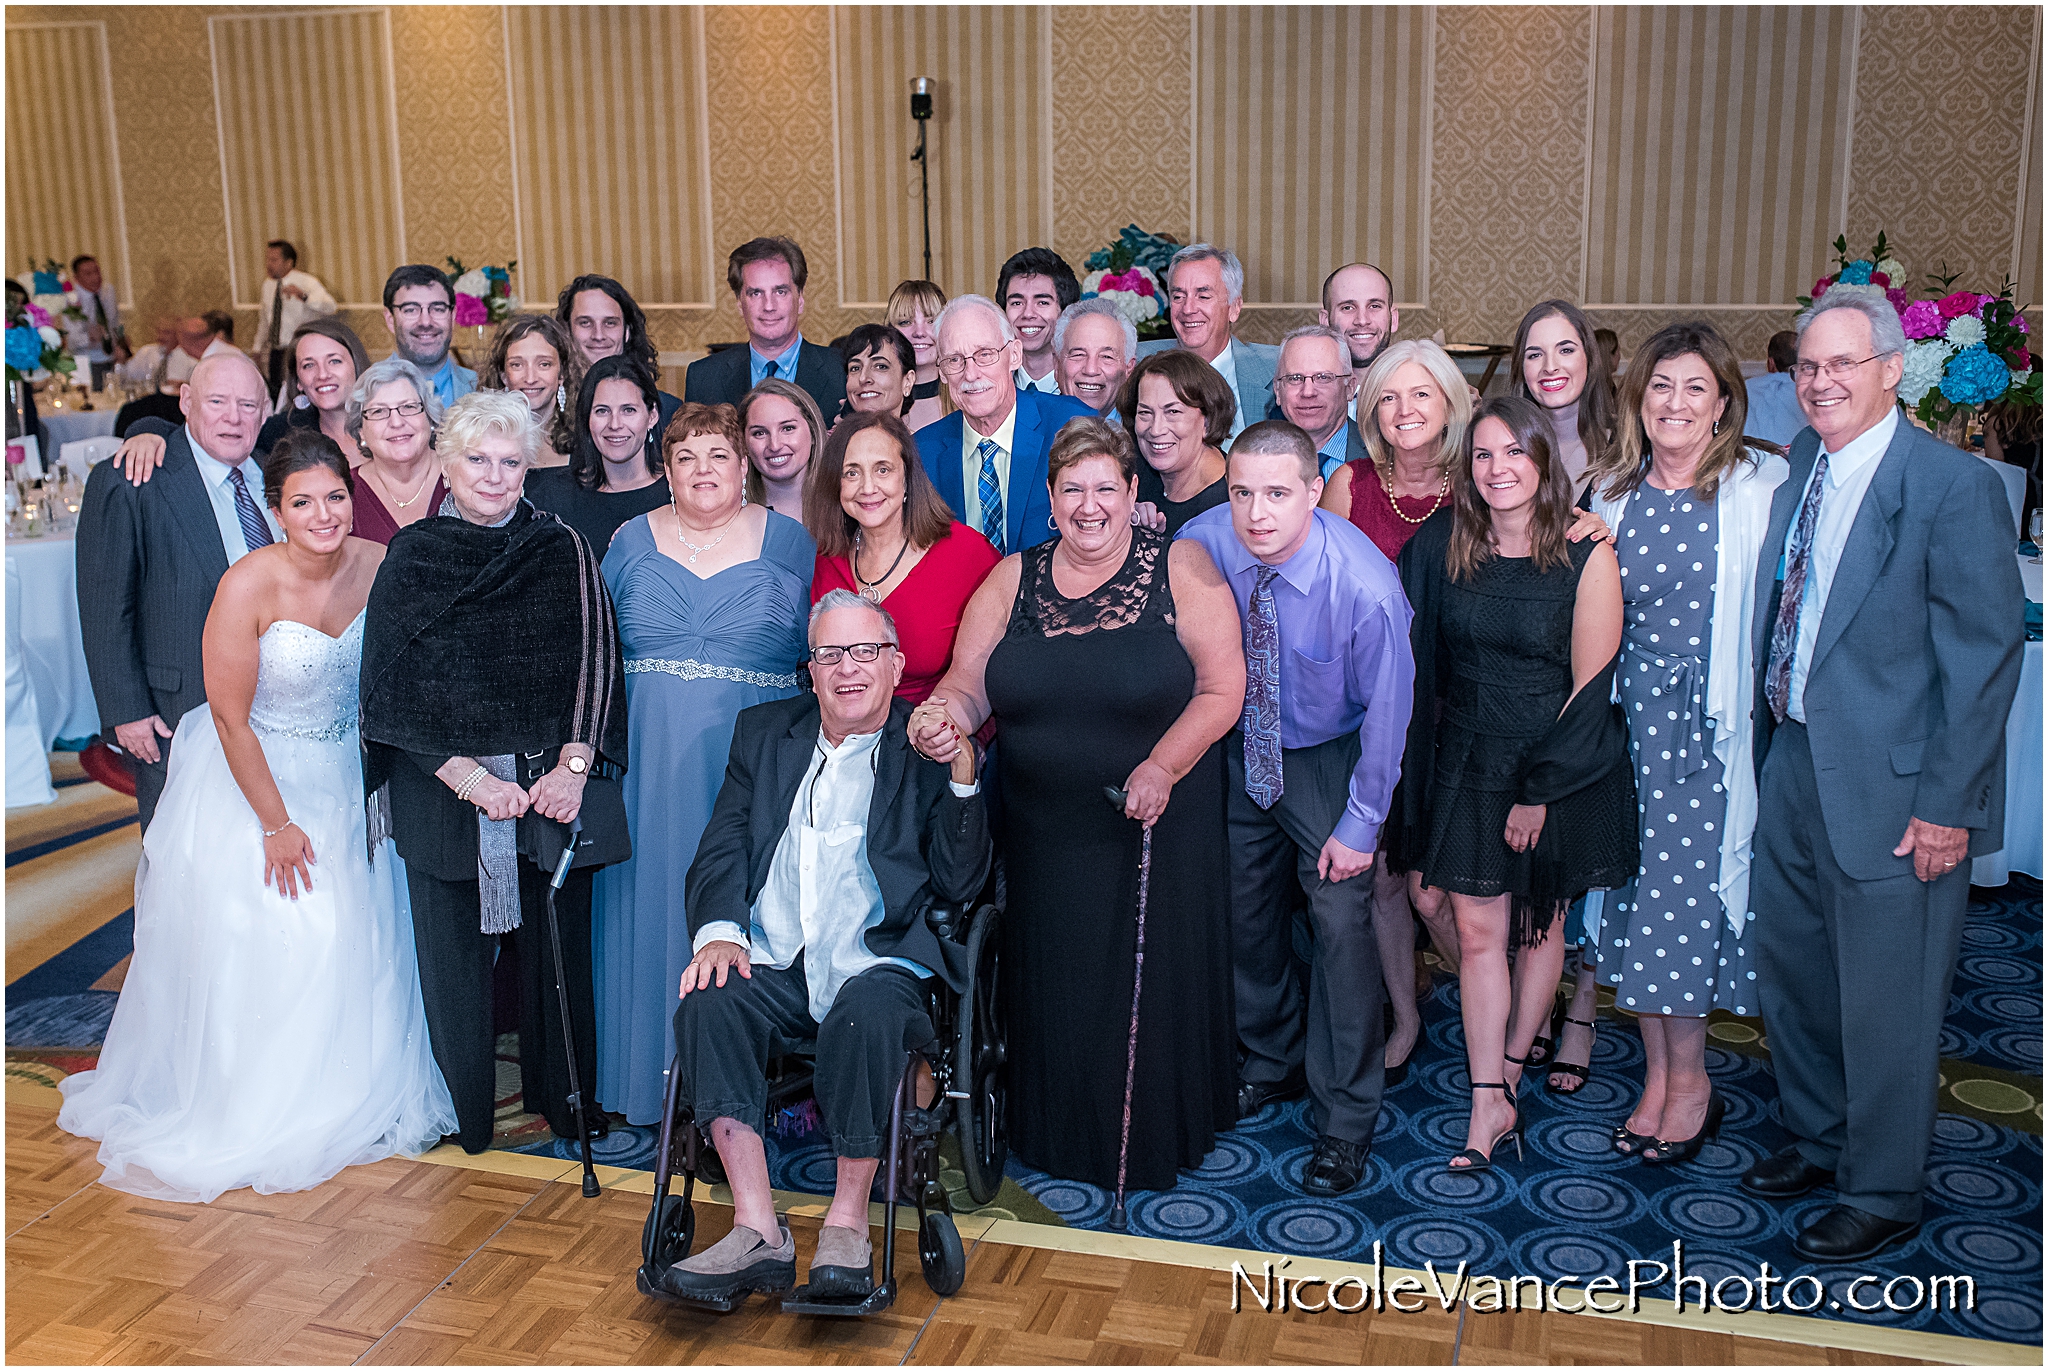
left=935, top=346, right=1009, bottom=377
left=809, top=642, right=895, bottom=665
left=361, top=400, right=427, bottom=423
left=1277, top=371, right=1349, bottom=390
left=1792, top=354, right=1887, bottom=383
left=392, top=302, right=452, bottom=323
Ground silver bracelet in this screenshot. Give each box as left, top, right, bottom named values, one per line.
left=261, top=819, right=297, bottom=838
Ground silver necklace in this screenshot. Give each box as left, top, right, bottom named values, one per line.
left=673, top=499, right=743, bottom=566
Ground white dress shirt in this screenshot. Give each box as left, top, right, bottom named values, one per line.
left=254, top=270, right=337, bottom=361
left=1781, top=406, right=1897, bottom=723
left=692, top=729, right=936, bottom=1021
left=186, top=426, right=282, bottom=564
left=958, top=401, right=1019, bottom=538
left=65, top=286, right=121, bottom=362
left=1206, top=339, right=1252, bottom=441
left=1014, top=366, right=1060, bottom=396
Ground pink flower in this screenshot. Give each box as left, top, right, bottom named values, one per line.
left=1978, top=293, right=1999, bottom=313
left=1898, top=299, right=1945, bottom=340
left=2012, top=345, right=2032, bottom=370
left=2015, top=314, right=2030, bottom=336
left=1812, top=276, right=1832, bottom=299
left=1937, top=290, right=1980, bottom=319
left=1870, top=271, right=1890, bottom=288
left=23, top=303, right=50, bottom=328
left=453, top=292, right=488, bottom=327
left=1885, top=287, right=1910, bottom=314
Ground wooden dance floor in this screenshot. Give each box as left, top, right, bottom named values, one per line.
left=6, top=1078, right=1954, bottom=1367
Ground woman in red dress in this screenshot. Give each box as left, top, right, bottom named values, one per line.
left=807, top=410, right=999, bottom=704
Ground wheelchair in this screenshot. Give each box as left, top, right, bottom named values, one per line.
left=636, top=900, right=1007, bottom=1316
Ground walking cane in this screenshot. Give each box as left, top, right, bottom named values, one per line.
left=546, top=816, right=601, bottom=1198
left=1102, top=786, right=1153, bottom=1233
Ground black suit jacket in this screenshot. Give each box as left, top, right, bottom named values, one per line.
left=684, top=695, right=989, bottom=992
left=77, top=426, right=227, bottom=733
left=683, top=338, right=846, bottom=419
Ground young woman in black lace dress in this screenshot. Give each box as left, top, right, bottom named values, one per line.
left=1390, top=396, right=1635, bottom=1171
left=912, top=417, right=1245, bottom=1191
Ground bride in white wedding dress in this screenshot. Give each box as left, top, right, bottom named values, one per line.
left=59, top=432, right=455, bottom=1202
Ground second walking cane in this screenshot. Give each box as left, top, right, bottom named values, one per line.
left=1102, top=785, right=1152, bottom=1232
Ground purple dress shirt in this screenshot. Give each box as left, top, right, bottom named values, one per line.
left=1176, top=506, right=1415, bottom=851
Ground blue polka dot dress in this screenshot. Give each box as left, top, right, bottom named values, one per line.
left=1600, top=485, right=1755, bottom=1016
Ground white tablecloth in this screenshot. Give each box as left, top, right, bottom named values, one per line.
left=1971, top=552, right=2042, bottom=885
left=5, top=534, right=100, bottom=807
left=39, top=407, right=118, bottom=451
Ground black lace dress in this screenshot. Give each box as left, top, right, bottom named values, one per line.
left=1389, top=513, right=1638, bottom=948
left=984, top=526, right=1236, bottom=1191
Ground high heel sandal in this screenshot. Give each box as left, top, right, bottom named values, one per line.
left=1447, top=1082, right=1522, bottom=1172
left=1526, top=1000, right=1559, bottom=1069
left=1612, top=1123, right=1655, bottom=1156
left=1642, top=1090, right=1726, bottom=1166
left=1545, top=1016, right=1598, bottom=1095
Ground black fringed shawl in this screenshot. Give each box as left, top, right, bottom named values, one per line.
left=360, top=502, right=627, bottom=785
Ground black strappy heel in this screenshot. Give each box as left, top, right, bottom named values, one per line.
left=1545, top=1016, right=1598, bottom=1094
left=1447, top=1082, right=1522, bottom=1172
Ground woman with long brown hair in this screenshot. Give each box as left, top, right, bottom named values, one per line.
left=1510, top=299, right=1618, bottom=492
left=478, top=314, right=584, bottom=464
left=1388, top=395, right=1635, bottom=1172
left=887, top=279, right=952, bottom=430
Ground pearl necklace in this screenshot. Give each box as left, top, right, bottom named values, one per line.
left=1378, top=458, right=1449, bottom=525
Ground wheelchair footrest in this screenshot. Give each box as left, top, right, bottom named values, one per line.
left=635, top=1264, right=758, bottom=1313
left=781, top=1279, right=897, bottom=1317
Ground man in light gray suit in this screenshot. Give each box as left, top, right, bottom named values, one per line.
left=1740, top=293, right=2023, bottom=1261
left=1136, top=244, right=1278, bottom=443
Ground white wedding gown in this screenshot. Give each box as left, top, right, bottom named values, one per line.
left=58, top=611, right=456, bottom=1203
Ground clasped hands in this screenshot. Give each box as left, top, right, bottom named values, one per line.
left=456, top=765, right=586, bottom=824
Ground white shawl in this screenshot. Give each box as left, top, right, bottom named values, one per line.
left=1591, top=448, right=1788, bottom=935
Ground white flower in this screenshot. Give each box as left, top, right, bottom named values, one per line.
left=1898, top=339, right=1952, bottom=404
left=1876, top=256, right=1905, bottom=283
left=1944, top=313, right=1986, bottom=348
left=31, top=294, right=69, bottom=317
left=453, top=268, right=489, bottom=298
left=503, top=293, right=520, bottom=313
left=2015, top=369, right=2032, bottom=392
left=1097, top=289, right=1158, bottom=327
left=1082, top=269, right=1107, bottom=295
left=36, top=325, right=60, bottom=349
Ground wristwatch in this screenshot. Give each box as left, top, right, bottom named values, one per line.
left=564, top=755, right=588, bottom=775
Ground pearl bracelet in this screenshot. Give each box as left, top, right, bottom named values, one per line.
left=454, top=765, right=489, bottom=804
left=262, top=820, right=297, bottom=838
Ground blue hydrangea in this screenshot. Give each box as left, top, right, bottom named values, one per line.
left=5, top=326, right=43, bottom=371
left=1837, top=260, right=1875, bottom=285
left=1938, top=343, right=2012, bottom=406
left=29, top=270, right=61, bottom=294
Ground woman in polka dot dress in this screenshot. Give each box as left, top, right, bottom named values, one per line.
left=1582, top=322, right=1788, bottom=1165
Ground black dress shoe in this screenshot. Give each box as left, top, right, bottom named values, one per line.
left=550, top=1108, right=611, bottom=1143
left=1301, top=1135, right=1371, bottom=1196
left=1236, top=1070, right=1307, bottom=1120
left=1740, top=1147, right=1835, bottom=1198
left=1793, top=1205, right=1920, bottom=1262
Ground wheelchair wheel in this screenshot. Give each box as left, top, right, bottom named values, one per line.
left=918, top=1211, right=966, bottom=1296
left=642, top=1192, right=694, bottom=1272
left=954, top=905, right=1009, bottom=1206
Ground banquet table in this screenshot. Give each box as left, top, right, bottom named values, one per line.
left=1972, top=551, right=2043, bottom=886
left=38, top=406, right=119, bottom=452
left=5, top=533, right=100, bottom=807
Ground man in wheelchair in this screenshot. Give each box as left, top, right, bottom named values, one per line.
left=661, top=589, right=989, bottom=1306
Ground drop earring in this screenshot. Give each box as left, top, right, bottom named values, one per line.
left=556, top=382, right=567, bottom=414
left=1712, top=419, right=1722, bottom=435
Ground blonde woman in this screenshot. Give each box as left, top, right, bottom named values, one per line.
left=1320, top=340, right=1473, bottom=563
left=887, top=279, right=951, bottom=429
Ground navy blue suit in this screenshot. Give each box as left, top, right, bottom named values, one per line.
left=913, top=390, right=1096, bottom=554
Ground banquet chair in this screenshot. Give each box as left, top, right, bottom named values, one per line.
left=59, top=436, right=121, bottom=482
left=1980, top=455, right=2026, bottom=537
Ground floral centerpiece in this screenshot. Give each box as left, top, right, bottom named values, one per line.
left=445, top=257, right=519, bottom=328
left=1896, top=272, right=2039, bottom=430
left=1798, top=231, right=1909, bottom=312
left=5, top=265, right=75, bottom=386
left=1081, top=225, right=1182, bottom=340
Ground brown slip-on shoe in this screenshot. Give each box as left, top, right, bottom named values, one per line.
left=659, top=1222, right=796, bottom=1302
left=805, top=1223, right=875, bottom=1298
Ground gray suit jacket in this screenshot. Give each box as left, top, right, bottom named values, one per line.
left=1137, top=335, right=1281, bottom=428
left=1750, top=417, right=2025, bottom=880
left=76, top=426, right=228, bottom=735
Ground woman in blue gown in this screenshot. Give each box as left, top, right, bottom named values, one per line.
left=594, top=402, right=815, bottom=1124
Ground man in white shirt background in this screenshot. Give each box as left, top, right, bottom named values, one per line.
left=252, top=239, right=337, bottom=402
left=1137, top=243, right=1279, bottom=443
left=64, top=254, right=128, bottom=386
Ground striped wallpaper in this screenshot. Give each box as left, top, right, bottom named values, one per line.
left=2017, top=18, right=2041, bottom=294
left=832, top=6, right=1055, bottom=308
left=209, top=9, right=405, bottom=309
left=5, top=23, right=128, bottom=303
left=504, top=6, right=716, bottom=310
left=1191, top=6, right=1434, bottom=308
left=1582, top=6, right=1859, bottom=308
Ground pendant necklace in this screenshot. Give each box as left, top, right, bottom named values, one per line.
left=674, top=500, right=743, bottom=566
left=853, top=528, right=911, bottom=602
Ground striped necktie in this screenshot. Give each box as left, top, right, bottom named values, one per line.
left=975, top=438, right=1005, bottom=553
left=1764, top=451, right=1830, bottom=723
left=227, top=464, right=274, bottom=553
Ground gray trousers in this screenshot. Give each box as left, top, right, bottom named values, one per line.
left=1752, top=722, right=1970, bottom=1224
left=672, top=956, right=934, bottom=1159
left=1227, top=730, right=1386, bottom=1144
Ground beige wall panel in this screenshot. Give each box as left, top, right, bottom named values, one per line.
left=504, top=6, right=715, bottom=311
left=1583, top=6, right=1856, bottom=309
left=5, top=23, right=129, bottom=303
left=832, top=6, right=1055, bottom=308
left=1049, top=6, right=1192, bottom=270
left=209, top=9, right=405, bottom=309
left=2018, top=23, right=2042, bottom=297
left=1193, top=6, right=1433, bottom=309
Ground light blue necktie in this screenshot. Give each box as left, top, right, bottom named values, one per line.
left=975, top=438, right=1005, bottom=553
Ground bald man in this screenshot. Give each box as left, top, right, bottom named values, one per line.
left=78, top=353, right=282, bottom=829
left=1320, top=264, right=1399, bottom=421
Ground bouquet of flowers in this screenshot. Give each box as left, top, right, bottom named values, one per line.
left=5, top=265, right=76, bottom=384
left=1798, top=232, right=1910, bottom=313
left=446, top=257, right=519, bottom=327
left=1082, top=225, right=1182, bottom=340
left=1897, top=272, right=2039, bottom=426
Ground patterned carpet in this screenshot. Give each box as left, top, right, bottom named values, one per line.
left=10, top=762, right=2040, bottom=1347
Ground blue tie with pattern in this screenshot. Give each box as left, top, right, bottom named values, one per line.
left=1764, top=450, right=1830, bottom=723
left=1242, top=564, right=1283, bottom=807
left=227, top=464, right=274, bottom=553
left=975, top=438, right=1005, bottom=553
